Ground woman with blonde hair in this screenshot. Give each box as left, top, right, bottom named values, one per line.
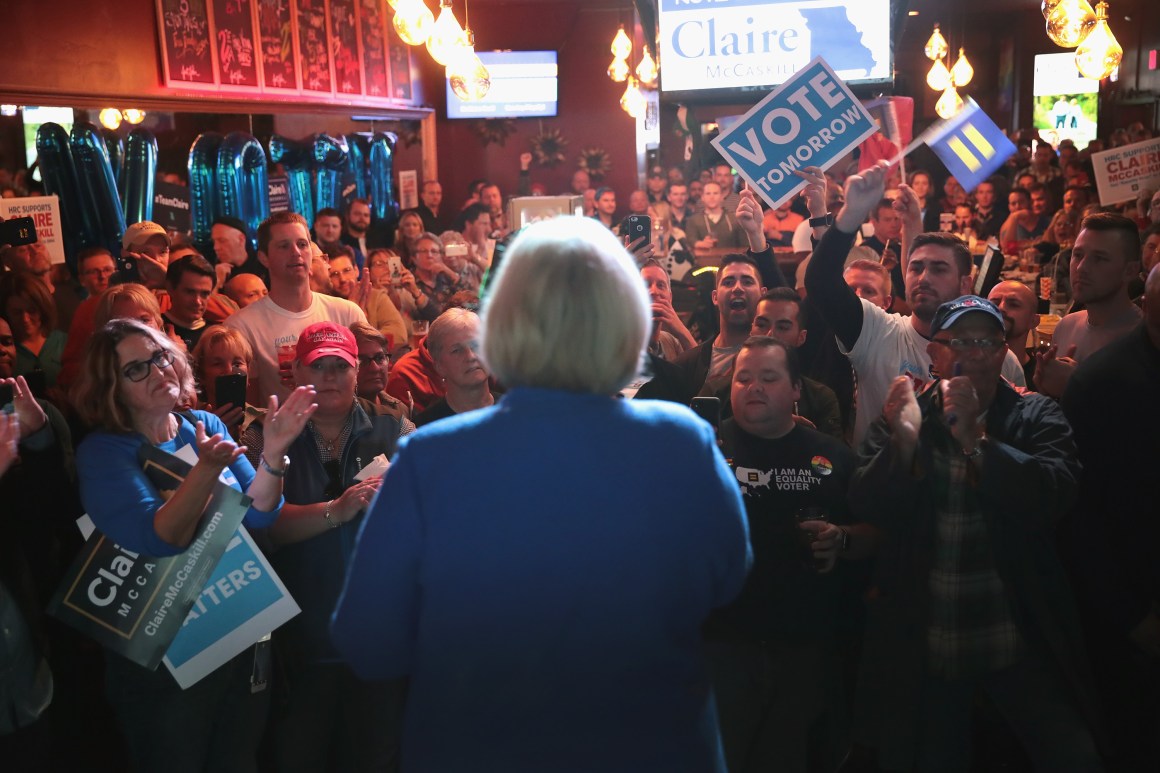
left=333, top=215, right=750, bottom=771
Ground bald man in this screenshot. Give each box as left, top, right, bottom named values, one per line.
left=224, top=272, right=269, bottom=309
left=988, top=280, right=1040, bottom=386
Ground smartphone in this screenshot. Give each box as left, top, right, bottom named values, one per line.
left=214, top=373, right=248, bottom=412
left=116, top=251, right=141, bottom=283
left=0, top=216, right=37, bottom=247
left=444, top=243, right=468, bottom=258
left=0, top=383, right=13, bottom=406
left=387, top=254, right=405, bottom=287
left=22, top=370, right=47, bottom=399
left=690, top=396, right=721, bottom=430
left=624, top=214, right=651, bottom=246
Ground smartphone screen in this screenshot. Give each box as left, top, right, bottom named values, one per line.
left=0, top=216, right=37, bottom=247
left=214, top=373, right=248, bottom=412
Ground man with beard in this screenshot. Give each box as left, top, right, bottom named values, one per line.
left=1035, top=212, right=1142, bottom=398
left=805, top=161, right=1025, bottom=445
left=987, top=280, right=1040, bottom=387
left=341, top=198, right=373, bottom=270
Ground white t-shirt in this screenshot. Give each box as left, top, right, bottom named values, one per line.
left=225, top=293, right=367, bottom=403
left=842, top=298, right=1027, bottom=446
left=791, top=220, right=814, bottom=253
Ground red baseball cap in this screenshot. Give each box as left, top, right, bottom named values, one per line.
left=295, top=322, right=357, bottom=367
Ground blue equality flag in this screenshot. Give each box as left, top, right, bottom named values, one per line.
left=924, top=99, right=1016, bottom=193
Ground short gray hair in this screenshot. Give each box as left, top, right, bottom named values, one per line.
left=428, top=307, right=479, bottom=358
left=480, top=216, right=649, bottom=394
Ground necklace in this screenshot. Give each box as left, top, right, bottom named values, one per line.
left=309, top=417, right=349, bottom=453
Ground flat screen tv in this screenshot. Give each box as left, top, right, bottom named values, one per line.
left=657, top=0, right=893, bottom=102
left=446, top=50, right=558, bottom=119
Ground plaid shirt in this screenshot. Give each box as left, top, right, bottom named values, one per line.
left=926, top=430, right=1023, bottom=678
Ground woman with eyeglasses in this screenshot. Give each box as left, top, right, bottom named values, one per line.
left=410, top=233, right=460, bottom=317
left=239, top=320, right=414, bottom=771
left=71, top=317, right=316, bottom=772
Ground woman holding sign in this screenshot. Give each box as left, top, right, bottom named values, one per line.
left=72, top=317, right=316, bottom=773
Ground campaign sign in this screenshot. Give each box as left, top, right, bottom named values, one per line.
left=268, top=176, right=291, bottom=213
left=163, top=528, right=299, bottom=689
left=1091, top=137, right=1160, bottom=205
left=48, top=445, right=249, bottom=670
left=0, top=196, right=66, bottom=264
left=711, top=57, right=877, bottom=209
left=153, top=182, right=191, bottom=233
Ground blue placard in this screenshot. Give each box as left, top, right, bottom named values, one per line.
left=925, top=100, right=1017, bottom=194
left=711, top=57, right=878, bottom=209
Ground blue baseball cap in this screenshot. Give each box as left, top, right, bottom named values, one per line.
left=930, top=295, right=1005, bottom=336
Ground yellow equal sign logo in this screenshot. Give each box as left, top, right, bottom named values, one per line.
left=946, top=122, right=997, bottom=173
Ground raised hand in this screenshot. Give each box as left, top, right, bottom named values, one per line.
left=836, top=160, right=890, bottom=233
left=623, top=235, right=656, bottom=263
left=794, top=166, right=828, bottom=218
left=0, top=376, right=47, bottom=438
left=883, top=376, right=921, bottom=449
left=262, top=386, right=318, bottom=458
left=1033, top=343, right=1077, bottom=398
left=0, top=411, right=19, bottom=477
left=940, top=376, right=982, bottom=449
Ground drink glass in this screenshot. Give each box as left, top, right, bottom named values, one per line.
left=795, top=506, right=831, bottom=572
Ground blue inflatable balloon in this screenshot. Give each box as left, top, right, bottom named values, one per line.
left=217, top=132, right=269, bottom=248
left=343, top=133, right=370, bottom=206
left=313, top=134, right=348, bottom=216
left=269, top=134, right=315, bottom=229
left=188, top=133, right=223, bottom=250
left=368, top=132, right=399, bottom=227
left=35, top=123, right=88, bottom=268
left=70, top=123, right=126, bottom=254
left=121, top=128, right=157, bottom=227
left=104, top=130, right=125, bottom=189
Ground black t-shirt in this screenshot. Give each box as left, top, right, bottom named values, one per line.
left=164, top=315, right=211, bottom=350
left=710, top=420, right=857, bottom=640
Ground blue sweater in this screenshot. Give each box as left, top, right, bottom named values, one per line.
left=332, top=387, right=751, bottom=772
left=77, top=410, right=280, bottom=556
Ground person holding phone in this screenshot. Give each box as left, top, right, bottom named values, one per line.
left=191, top=326, right=258, bottom=438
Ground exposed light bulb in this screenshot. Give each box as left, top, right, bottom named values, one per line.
left=927, top=58, right=951, bottom=91
left=448, top=47, right=490, bottom=101
left=951, top=48, right=974, bottom=87
left=393, top=0, right=434, bottom=46
left=427, top=1, right=466, bottom=65
left=924, top=24, right=948, bottom=61
left=99, top=108, right=122, bottom=130
left=607, top=56, right=629, bottom=83
left=1042, top=0, right=1063, bottom=18
left=122, top=108, right=146, bottom=124
left=1074, top=1, right=1122, bottom=80
left=936, top=86, right=965, bottom=119
left=1046, top=0, right=1096, bottom=48
left=636, top=46, right=658, bottom=86
left=611, top=26, right=632, bottom=60
left=620, top=77, right=645, bottom=118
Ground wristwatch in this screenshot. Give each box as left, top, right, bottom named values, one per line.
left=808, top=213, right=835, bottom=227
left=259, top=454, right=290, bottom=477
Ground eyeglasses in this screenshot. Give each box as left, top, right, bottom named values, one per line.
left=121, top=349, right=175, bottom=382
left=414, top=248, right=442, bottom=255
left=931, top=338, right=1006, bottom=352
left=358, top=353, right=388, bottom=366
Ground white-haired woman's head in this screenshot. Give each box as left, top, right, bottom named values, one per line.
left=480, top=216, right=650, bottom=395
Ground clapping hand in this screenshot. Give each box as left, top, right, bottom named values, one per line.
left=883, top=376, right=921, bottom=448
left=333, top=475, right=384, bottom=524
left=0, top=376, right=47, bottom=438
left=194, top=421, right=246, bottom=473
left=261, top=386, right=318, bottom=459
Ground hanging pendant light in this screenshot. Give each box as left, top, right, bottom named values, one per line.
left=636, top=46, right=658, bottom=87
left=924, top=24, right=948, bottom=61
left=950, top=48, right=974, bottom=87
left=1046, top=0, right=1097, bottom=48
left=1074, top=1, right=1122, bottom=80
left=448, top=35, right=490, bottom=101
left=393, top=0, right=434, bottom=46
left=927, top=58, right=952, bottom=91
left=611, top=25, right=633, bottom=60
left=607, top=56, right=629, bottom=83
left=1041, top=0, right=1063, bottom=18
left=427, top=0, right=467, bottom=65
left=122, top=108, right=146, bottom=125
left=936, top=86, right=965, bottom=119
left=620, top=77, right=645, bottom=118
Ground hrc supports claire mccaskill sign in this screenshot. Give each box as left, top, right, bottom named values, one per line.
left=712, top=56, right=877, bottom=210
left=48, top=445, right=249, bottom=671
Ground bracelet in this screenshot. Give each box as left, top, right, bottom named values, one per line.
left=324, top=500, right=340, bottom=529
left=963, top=434, right=986, bottom=459
left=259, top=454, right=289, bottom=478
left=808, top=213, right=835, bottom=227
